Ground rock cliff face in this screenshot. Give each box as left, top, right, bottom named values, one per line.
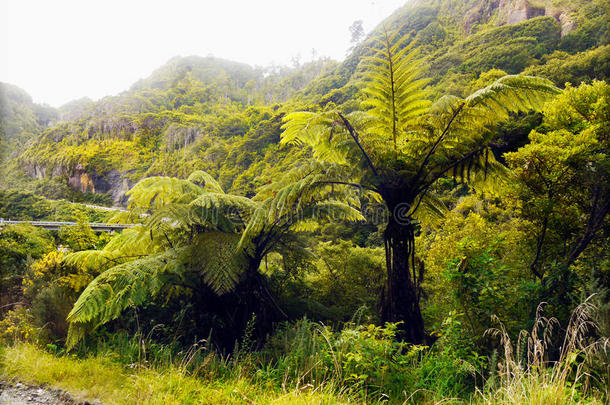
left=500, top=0, right=546, bottom=25
left=500, top=0, right=578, bottom=36
left=67, top=166, right=133, bottom=206
left=27, top=163, right=133, bottom=206
left=459, top=0, right=579, bottom=35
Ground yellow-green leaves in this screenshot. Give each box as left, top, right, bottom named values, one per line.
left=464, top=75, right=560, bottom=124
left=187, top=170, right=225, bottom=194
left=360, top=28, right=430, bottom=150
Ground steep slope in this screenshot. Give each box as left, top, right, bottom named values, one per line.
left=4, top=56, right=332, bottom=204
left=3, top=0, right=608, bottom=204
left=301, top=0, right=608, bottom=103
left=0, top=83, right=58, bottom=159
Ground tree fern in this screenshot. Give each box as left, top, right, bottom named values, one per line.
left=280, top=26, right=562, bottom=343
left=66, top=167, right=362, bottom=347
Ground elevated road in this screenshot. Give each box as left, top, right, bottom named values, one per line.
left=0, top=219, right=134, bottom=232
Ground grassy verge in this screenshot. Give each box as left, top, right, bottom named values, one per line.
left=0, top=344, right=355, bottom=405
left=1, top=341, right=606, bottom=405
left=1, top=301, right=607, bottom=405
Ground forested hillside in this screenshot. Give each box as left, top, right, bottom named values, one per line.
left=2, top=0, right=607, bottom=206
left=1, top=0, right=608, bottom=404
left=1, top=56, right=334, bottom=204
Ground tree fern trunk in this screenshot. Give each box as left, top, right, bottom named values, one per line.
left=224, top=260, right=285, bottom=347
left=381, top=217, right=425, bottom=344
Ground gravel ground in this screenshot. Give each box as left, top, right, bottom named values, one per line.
left=0, top=381, right=100, bottom=405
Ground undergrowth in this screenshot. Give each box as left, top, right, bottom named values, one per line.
left=1, top=299, right=608, bottom=404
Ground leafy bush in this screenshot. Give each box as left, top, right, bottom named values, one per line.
left=0, top=189, right=112, bottom=222
left=444, top=239, right=538, bottom=338
left=21, top=249, right=100, bottom=340
left=0, top=224, right=54, bottom=312
left=260, top=318, right=484, bottom=401
left=524, top=46, right=610, bottom=86
left=307, top=241, right=385, bottom=321
left=415, top=312, right=486, bottom=399
left=0, top=308, right=38, bottom=344
left=418, top=195, right=535, bottom=334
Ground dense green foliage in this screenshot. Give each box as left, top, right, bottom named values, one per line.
left=2, top=1, right=608, bottom=204
left=1, top=1, right=608, bottom=403
left=0, top=189, right=112, bottom=222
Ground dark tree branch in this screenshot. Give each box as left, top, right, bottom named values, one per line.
left=337, top=112, right=380, bottom=178
left=531, top=159, right=552, bottom=190
left=566, top=187, right=610, bottom=267
left=408, top=189, right=428, bottom=217
left=162, top=230, right=174, bottom=249
left=411, top=102, right=465, bottom=187
left=529, top=212, right=549, bottom=280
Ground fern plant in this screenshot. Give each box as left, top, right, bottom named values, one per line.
left=65, top=167, right=362, bottom=348
left=281, top=27, right=560, bottom=343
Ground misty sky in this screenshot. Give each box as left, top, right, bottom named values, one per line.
left=1, top=0, right=407, bottom=107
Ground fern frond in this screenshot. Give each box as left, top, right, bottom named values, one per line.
left=127, top=176, right=203, bottom=210
left=189, top=192, right=258, bottom=230
left=465, top=75, right=560, bottom=117
left=239, top=166, right=364, bottom=254
left=187, top=170, right=225, bottom=194
left=66, top=249, right=185, bottom=347
left=188, top=232, right=247, bottom=295
left=146, top=203, right=192, bottom=236
left=281, top=111, right=353, bottom=165
left=410, top=192, right=447, bottom=225
left=459, top=149, right=515, bottom=195
left=63, top=250, right=127, bottom=272
left=359, top=28, right=430, bottom=149
left=298, top=200, right=365, bottom=226
left=102, top=226, right=156, bottom=254
left=107, top=210, right=145, bottom=225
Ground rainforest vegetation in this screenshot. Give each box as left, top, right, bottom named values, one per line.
left=1, top=0, right=609, bottom=403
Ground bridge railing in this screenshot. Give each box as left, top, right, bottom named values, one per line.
left=0, top=219, right=135, bottom=232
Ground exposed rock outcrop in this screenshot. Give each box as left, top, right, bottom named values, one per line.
left=25, top=163, right=134, bottom=206
left=464, top=0, right=501, bottom=33
left=501, top=0, right=546, bottom=25
left=461, top=0, right=578, bottom=36
left=557, top=12, right=575, bottom=36
left=67, top=165, right=134, bottom=206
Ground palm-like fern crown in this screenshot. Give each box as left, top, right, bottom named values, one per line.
left=65, top=167, right=363, bottom=347
left=281, top=26, right=560, bottom=212
left=281, top=28, right=432, bottom=180
left=239, top=162, right=364, bottom=256
left=359, top=28, right=430, bottom=152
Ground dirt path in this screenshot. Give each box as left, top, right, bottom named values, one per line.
left=0, top=381, right=99, bottom=405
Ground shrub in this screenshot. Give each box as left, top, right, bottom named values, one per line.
left=260, top=318, right=483, bottom=402
left=0, top=224, right=54, bottom=313
left=0, top=307, right=39, bottom=344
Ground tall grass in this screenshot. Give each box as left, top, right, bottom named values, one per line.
left=0, top=343, right=358, bottom=404
left=2, top=298, right=607, bottom=404
left=476, top=296, right=609, bottom=404
left=92, top=318, right=481, bottom=403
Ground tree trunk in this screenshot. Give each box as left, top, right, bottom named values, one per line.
left=381, top=217, right=426, bottom=344
left=222, top=260, right=286, bottom=348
